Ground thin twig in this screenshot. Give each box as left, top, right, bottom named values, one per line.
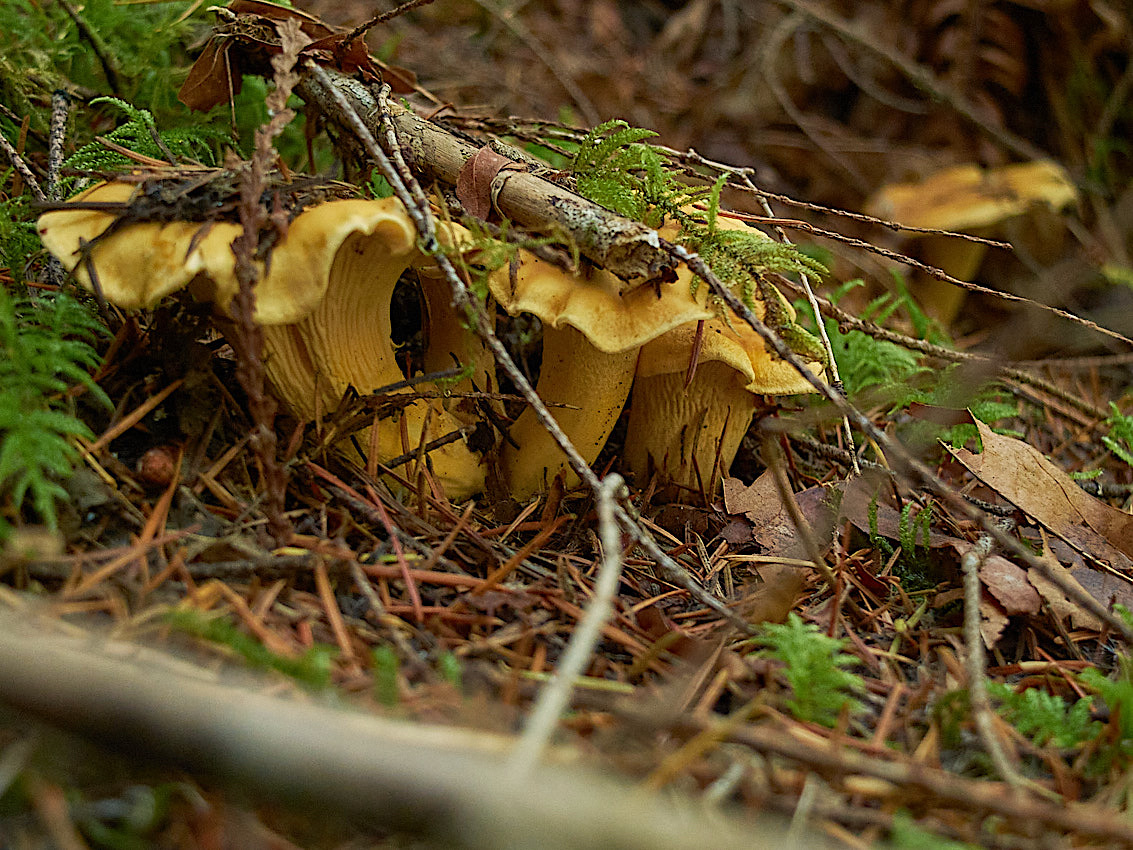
left=338, top=0, right=437, bottom=48
left=746, top=178, right=858, bottom=473
left=510, top=473, right=628, bottom=776
left=0, top=129, right=46, bottom=203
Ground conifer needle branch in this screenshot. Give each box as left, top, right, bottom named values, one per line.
left=662, top=237, right=1133, bottom=645
left=306, top=60, right=755, bottom=633
left=511, top=473, right=628, bottom=776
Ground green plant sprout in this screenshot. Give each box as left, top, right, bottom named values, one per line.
left=988, top=681, right=1098, bottom=750
left=750, top=613, right=865, bottom=727
left=0, top=287, right=110, bottom=537
left=1102, top=402, right=1133, bottom=468
left=64, top=97, right=229, bottom=176
left=166, top=607, right=335, bottom=690
left=373, top=644, right=401, bottom=707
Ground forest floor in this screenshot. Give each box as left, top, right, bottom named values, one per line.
left=2, top=1, right=1133, bottom=848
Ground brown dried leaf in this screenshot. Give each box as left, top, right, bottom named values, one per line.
left=228, top=0, right=335, bottom=37
left=455, top=146, right=523, bottom=221
left=979, top=554, right=1040, bottom=615
left=838, top=473, right=954, bottom=548
left=1027, top=533, right=1102, bottom=631
left=179, top=39, right=241, bottom=112
left=948, top=418, right=1133, bottom=568
left=722, top=474, right=835, bottom=556
left=981, top=595, right=1010, bottom=648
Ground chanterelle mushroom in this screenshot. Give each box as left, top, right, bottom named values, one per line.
left=624, top=309, right=824, bottom=494
left=485, top=248, right=715, bottom=498
left=37, top=180, right=490, bottom=499
left=865, top=160, right=1077, bottom=323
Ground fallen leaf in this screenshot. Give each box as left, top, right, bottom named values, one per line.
left=179, top=39, right=242, bottom=112
left=1027, top=532, right=1102, bottom=631
left=948, top=417, right=1133, bottom=569
left=455, top=146, right=523, bottom=220
left=981, top=596, right=1010, bottom=648
left=978, top=554, right=1040, bottom=615
left=722, top=473, right=836, bottom=556
left=838, top=472, right=954, bottom=549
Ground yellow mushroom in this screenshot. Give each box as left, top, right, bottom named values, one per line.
left=865, top=160, right=1077, bottom=324
left=624, top=309, right=823, bottom=494
left=37, top=181, right=489, bottom=499
left=486, top=249, right=714, bottom=498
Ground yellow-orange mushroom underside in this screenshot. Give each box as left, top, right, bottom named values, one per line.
left=38, top=183, right=487, bottom=499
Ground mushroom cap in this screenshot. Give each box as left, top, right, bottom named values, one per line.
left=38, top=181, right=490, bottom=499
left=865, top=161, right=1077, bottom=231
left=37, top=181, right=422, bottom=325
left=486, top=220, right=719, bottom=354
left=636, top=315, right=823, bottom=396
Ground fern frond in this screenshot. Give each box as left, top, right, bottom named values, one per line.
left=65, top=97, right=229, bottom=177
left=751, top=613, right=865, bottom=727
left=0, top=288, right=109, bottom=533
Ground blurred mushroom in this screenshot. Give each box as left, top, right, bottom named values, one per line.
left=865, top=160, right=1077, bottom=324
left=624, top=309, right=823, bottom=494
left=486, top=249, right=715, bottom=498
left=38, top=181, right=489, bottom=499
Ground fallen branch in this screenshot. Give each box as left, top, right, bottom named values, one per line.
left=0, top=613, right=826, bottom=850
left=296, top=67, right=668, bottom=282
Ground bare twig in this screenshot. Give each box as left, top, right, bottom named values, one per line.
left=0, top=615, right=815, bottom=850
left=510, top=473, right=628, bottom=776
left=338, top=0, right=437, bottom=47
left=226, top=20, right=312, bottom=544
left=0, top=129, right=46, bottom=203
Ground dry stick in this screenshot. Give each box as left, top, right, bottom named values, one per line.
left=47, top=91, right=70, bottom=202
left=0, top=129, right=46, bottom=203
left=338, top=0, right=437, bottom=46
left=0, top=617, right=812, bottom=850
left=296, top=66, right=665, bottom=281
left=661, top=237, right=1133, bottom=645
left=791, top=287, right=1112, bottom=423
left=510, top=474, right=628, bottom=776
left=303, top=62, right=755, bottom=633
left=733, top=212, right=1133, bottom=349
left=959, top=526, right=1040, bottom=795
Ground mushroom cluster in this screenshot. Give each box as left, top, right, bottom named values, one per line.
left=39, top=181, right=825, bottom=501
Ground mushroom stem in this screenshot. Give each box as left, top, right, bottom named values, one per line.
left=418, top=270, right=500, bottom=416
left=915, top=237, right=989, bottom=325
left=624, top=362, right=754, bottom=492
left=500, top=325, right=638, bottom=498
left=259, top=224, right=486, bottom=499
left=623, top=318, right=822, bottom=495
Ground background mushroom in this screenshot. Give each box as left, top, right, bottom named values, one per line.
left=38, top=181, right=490, bottom=499
left=865, top=160, right=1077, bottom=324
left=624, top=311, right=823, bottom=494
